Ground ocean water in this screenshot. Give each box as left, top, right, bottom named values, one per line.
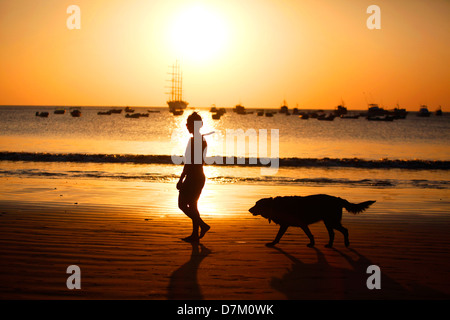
left=0, top=105, right=449, bottom=192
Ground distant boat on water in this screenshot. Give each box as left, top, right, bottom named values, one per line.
left=366, top=103, right=395, bottom=121
left=340, top=114, right=359, bottom=119
left=125, top=113, right=140, bottom=119
left=387, top=104, right=408, bottom=119
left=435, top=106, right=443, bottom=116
left=367, top=115, right=394, bottom=122
left=70, top=109, right=81, bottom=117
left=167, top=61, right=188, bottom=114
left=125, top=113, right=149, bottom=118
left=211, top=113, right=221, bottom=120
left=334, top=104, right=347, bottom=117
left=35, top=111, right=49, bottom=117
left=367, top=103, right=387, bottom=117
left=279, top=100, right=289, bottom=114
left=233, top=104, right=247, bottom=115
left=54, top=109, right=65, bottom=114
left=210, top=105, right=226, bottom=120
left=317, top=113, right=335, bottom=121
left=299, top=113, right=309, bottom=120
left=309, top=112, right=319, bottom=119
left=417, top=105, right=431, bottom=117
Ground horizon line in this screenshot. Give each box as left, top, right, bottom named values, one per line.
left=0, top=104, right=442, bottom=111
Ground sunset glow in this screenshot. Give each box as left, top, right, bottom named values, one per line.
left=0, top=0, right=450, bottom=303
left=0, top=0, right=449, bottom=110
left=168, top=4, right=229, bottom=64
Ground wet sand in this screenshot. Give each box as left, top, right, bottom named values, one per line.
left=0, top=180, right=449, bottom=300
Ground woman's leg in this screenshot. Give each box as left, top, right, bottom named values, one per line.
left=178, top=194, right=190, bottom=217
left=188, top=201, right=210, bottom=239
left=179, top=193, right=199, bottom=240
left=179, top=174, right=209, bottom=241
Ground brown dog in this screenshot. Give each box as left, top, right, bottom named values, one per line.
left=249, top=194, right=375, bottom=248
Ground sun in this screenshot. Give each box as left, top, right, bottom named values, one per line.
left=168, top=4, right=229, bottom=63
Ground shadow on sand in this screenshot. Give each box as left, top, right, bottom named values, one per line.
left=270, top=247, right=448, bottom=299
left=167, top=242, right=211, bottom=300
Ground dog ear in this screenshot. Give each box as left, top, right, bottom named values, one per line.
left=264, top=198, right=275, bottom=221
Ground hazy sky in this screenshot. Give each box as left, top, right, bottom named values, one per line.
left=0, top=0, right=449, bottom=110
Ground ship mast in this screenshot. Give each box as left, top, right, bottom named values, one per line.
left=177, top=61, right=181, bottom=101
left=166, top=60, right=188, bottom=112
left=179, top=68, right=183, bottom=101
left=171, top=63, right=175, bottom=101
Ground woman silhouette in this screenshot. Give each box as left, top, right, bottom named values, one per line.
left=177, top=112, right=210, bottom=242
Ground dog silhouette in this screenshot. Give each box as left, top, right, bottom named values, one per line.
left=249, top=194, right=375, bottom=248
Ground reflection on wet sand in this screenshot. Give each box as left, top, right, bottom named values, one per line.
left=270, top=247, right=447, bottom=299
left=167, top=243, right=211, bottom=300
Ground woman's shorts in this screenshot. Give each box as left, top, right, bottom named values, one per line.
left=179, top=173, right=205, bottom=202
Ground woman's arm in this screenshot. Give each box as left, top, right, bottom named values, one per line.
left=177, top=138, right=191, bottom=190
left=177, top=165, right=187, bottom=190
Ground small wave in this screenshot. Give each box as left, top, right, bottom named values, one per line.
left=0, top=152, right=449, bottom=170
left=209, top=176, right=397, bottom=187
left=278, top=157, right=450, bottom=170
left=0, top=169, right=68, bottom=178
left=411, top=179, right=450, bottom=189
left=0, top=168, right=178, bottom=182
left=0, top=168, right=450, bottom=189
left=1, top=167, right=448, bottom=189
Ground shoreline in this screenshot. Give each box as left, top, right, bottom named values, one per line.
left=1, top=180, right=449, bottom=300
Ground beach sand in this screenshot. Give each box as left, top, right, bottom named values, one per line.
left=0, top=177, right=449, bottom=300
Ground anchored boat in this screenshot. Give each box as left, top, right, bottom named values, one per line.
left=417, top=105, right=431, bottom=117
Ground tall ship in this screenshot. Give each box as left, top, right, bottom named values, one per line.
left=167, top=60, right=188, bottom=113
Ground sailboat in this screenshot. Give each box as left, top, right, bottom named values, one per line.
left=167, top=60, right=188, bottom=114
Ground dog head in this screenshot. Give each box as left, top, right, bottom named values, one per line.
left=249, top=197, right=274, bottom=223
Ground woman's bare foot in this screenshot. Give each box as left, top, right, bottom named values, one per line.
left=199, top=224, right=210, bottom=239
left=182, top=235, right=199, bottom=243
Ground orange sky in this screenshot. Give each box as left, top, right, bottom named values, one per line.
left=0, top=0, right=449, bottom=111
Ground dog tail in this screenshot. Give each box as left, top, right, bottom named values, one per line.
left=343, top=200, right=376, bottom=214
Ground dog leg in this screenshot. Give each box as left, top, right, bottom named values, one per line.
left=266, top=225, right=288, bottom=247
left=335, top=225, right=349, bottom=247
left=324, top=223, right=335, bottom=248
left=300, top=225, right=315, bottom=247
